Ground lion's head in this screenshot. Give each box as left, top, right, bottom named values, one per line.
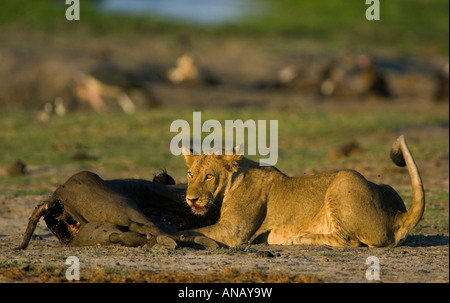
left=182, top=146, right=242, bottom=216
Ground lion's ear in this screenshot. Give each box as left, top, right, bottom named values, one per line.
left=233, top=144, right=243, bottom=156
left=182, top=146, right=196, bottom=167
left=222, top=145, right=243, bottom=171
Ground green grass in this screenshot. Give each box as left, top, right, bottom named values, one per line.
left=215, top=245, right=258, bottom=255
left=0, top=0, right=448, bottom=55
left=0, top=106, right=448, bottom=184
left=397, top=189, right=449, bottom=234
left=320, top=252, right=351, bottom=258
left=0, top=259, right=32, bottom=269
left=0, top=108, right=447, bottom=171
left=150, top=249, right=180, bottom=257
left=0, top=188, right=53, bottom=196
left=242, top=0, right=449, bottom=54
left=419, top=190, right=449, bottom=234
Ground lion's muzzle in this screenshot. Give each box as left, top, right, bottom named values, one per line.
left=186, top=196, right=210, bottom=216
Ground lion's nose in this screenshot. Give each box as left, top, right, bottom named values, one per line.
left=187, top=196, right=199, bottom=205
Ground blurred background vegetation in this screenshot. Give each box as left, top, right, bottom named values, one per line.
left=0, top=0, right=448, bottom=54
left=0, top=0, right=448, bottom=201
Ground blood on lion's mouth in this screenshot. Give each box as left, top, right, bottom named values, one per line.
left=190, top=204, right=209, bottom=216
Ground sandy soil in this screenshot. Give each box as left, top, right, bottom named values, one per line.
left=0, top=193, right=448, bottom=283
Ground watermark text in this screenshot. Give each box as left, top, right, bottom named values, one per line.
left=170, top=112, right=278, bottom=166
left=65, top=256, right=80, bottom=281
left=365, top=256, right=380, bottom=281
left=365, top=0, right=380, bottom=21
left=65, top=0, right=80, bottom=21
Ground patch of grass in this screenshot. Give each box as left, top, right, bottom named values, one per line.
left=242, top=0, right=449, bottom=54
left=103, top=267, right=129, bottom=277
left=216, top=245, right=258, bottom=255
left=0, top=107, right=448, bottom=187
left=49, top=255, right=70, bottom=261
left=0, top=0, right=448, bottom=55
left=320, top=252, right=351, bottom=258
left=0, top=259, right=32, bottom=269
left=150, top=249, right=180, bottom=257
left=422, top=190, right=449, bottom=234
left=255, top=267, right=269, bottom=275
left=78, top=248, right=101, bottom=256
left=398, top=189, right=449, bottom=234
left=1, top=189, right=52, bottom=196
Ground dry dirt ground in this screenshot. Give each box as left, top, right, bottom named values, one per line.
left=0, top=191, right=448, bottom=284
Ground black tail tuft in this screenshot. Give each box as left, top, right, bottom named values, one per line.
left=390, top=135, right=407, bottom=167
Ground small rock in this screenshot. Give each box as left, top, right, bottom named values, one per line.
left=71, top=151, right=96, bottom=161
left=257, top=251, right=275, bottom=258
left=6, top=159, right=26, bottom=176
left=329, top=140, right=363, bottom=160
left=19, top=264, right=30, bottom=272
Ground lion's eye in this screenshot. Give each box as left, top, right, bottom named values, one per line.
left=187, top=172, right=193, bottom=179
left=205, top=174, right=214, bottom=181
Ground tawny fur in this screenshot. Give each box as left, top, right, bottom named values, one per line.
left=178, top=136, right=425, bottom=248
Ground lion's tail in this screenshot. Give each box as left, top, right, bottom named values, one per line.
left=391, top=135, right=425, bottom=245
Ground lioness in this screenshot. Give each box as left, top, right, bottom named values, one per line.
left=177, top=135, right=425, bottom=248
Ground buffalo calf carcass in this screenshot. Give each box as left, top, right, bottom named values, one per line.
left=16, top=171, right=219, bottom=250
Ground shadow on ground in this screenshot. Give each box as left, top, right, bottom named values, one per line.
left=404, top=234, right=449, bottom=247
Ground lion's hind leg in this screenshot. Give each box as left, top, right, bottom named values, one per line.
left=287, top=232, right=363, bottom=247
left=283, top=191, right=363, bottom=247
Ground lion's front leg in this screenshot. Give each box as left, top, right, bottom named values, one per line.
left=178, top=197, right=268, bottom=247
left=176, top=224, right=238, bottom=247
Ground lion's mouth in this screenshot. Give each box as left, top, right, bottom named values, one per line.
left=191, top=205, right=210, bottom=216
left=188, top=202, right=211, bottom=216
